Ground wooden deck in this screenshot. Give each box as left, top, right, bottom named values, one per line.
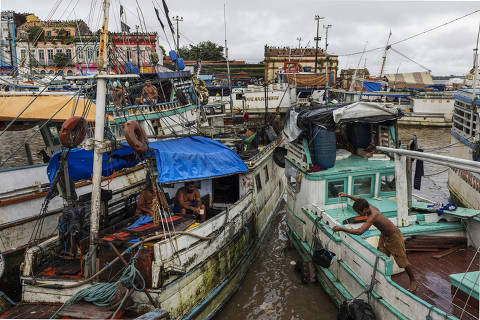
left=392, top=247, right=479, bottom=320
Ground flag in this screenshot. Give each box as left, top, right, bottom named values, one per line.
left=162, top=0, right=175, bottom=36
left=154, top=7, right=165, bottom=30
left=121, top=21, right=130, bottom=33
left=120, top=4, right=124, bottom=16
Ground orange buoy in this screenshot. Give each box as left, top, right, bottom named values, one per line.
left=124, top=120, right=148, bottom=154
left=59, top=116, right=87, bottom=148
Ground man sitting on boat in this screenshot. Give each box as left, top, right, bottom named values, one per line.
left=136, top=80, right=158, bottom=106
left=332, top=192, right=417, bottom=292
left=173, top=182, right=206, bottom=221
left=135, top=180, right=155, bottom=217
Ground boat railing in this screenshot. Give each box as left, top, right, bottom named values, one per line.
left=245, top=138, right=280, bottom=167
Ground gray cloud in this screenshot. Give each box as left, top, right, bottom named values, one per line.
left=3, top=0, right=479, bottom=75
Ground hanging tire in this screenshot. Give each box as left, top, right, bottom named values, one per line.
left=338, top=299, right=376, bottom=320
left=59, top=116, right=88, bottom=148
left=124, top=120, right=148, bottom=154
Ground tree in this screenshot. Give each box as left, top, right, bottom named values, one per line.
left=53, top=52, right=68, bottom=68
left=26, top=26, right=44, bottom=43
left=178, top=41, right=225, bottom=61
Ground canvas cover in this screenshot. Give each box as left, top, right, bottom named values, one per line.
left=150, top=136, right=248, bottom=183
left=385, top=71, right=434, bottom=89
left=47, top=136, right=248, bottom=184
left=0, top=94, right=96, bottom=122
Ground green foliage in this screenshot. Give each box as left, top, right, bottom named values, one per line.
left=178, top=41, right=225, bottom=61
left=53, top=52, right=68, bottom=68
left=26, top=26, right=44, bottom=43
left=158, top=45, right=166, bottom=57
left=150, top=52, right=159, bottom=65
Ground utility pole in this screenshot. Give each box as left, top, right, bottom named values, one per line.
left=314, top=15, right=324, bottom=73
left=296, top=36, right=302, bottom=48
left=135, top=25, right=140, bottom=68
left=172, top=16, right=183, bottom=52
left=323, top=24, right=332, bottom=103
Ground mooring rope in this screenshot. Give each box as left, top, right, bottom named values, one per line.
left=51, top=246, right=145, bottom=319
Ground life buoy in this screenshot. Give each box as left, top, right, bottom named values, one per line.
left=124, top=120, right=148, bottom=154
left=59, top=116, right=87, bottom=148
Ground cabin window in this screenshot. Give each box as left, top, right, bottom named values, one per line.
left=236, top=93, right=243, bottom=100
left=255, top=174, right=262, bottom=193
left=326, top=178, right=347, bottom=203
left=213, top=174, right=239, bottom=204
left=380, top=174, right=396, bottom=193
left=352, top=176, right=374, bottom=197
left=264, top=165, right=269, bottom=182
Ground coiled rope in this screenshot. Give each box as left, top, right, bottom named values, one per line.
left=51, top=246, right=145, bottom=319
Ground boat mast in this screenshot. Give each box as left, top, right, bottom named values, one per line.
left=224, top=0, right=233, bottom=118
left=471, top=23, right=480, bottom=101
left=379, top=30, right=392, bottom=79
left=89, top=0, right=110, bottom=273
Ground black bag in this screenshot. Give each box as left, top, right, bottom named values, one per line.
left=338, top=299, right=376, bottom=320
left=312, top=247, right=336, bottom=268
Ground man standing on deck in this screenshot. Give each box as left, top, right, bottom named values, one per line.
left=332, top=192, right=417, bottom=292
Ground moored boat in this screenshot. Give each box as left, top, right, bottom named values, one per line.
left=284, top=101, right=479, bottom=319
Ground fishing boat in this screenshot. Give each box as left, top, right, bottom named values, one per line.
left=284, top=101, right=479, bottom=319
left=448, top=89, right=480, bottom=210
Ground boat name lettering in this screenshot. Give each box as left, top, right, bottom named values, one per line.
left=245, top=96, right=279, bottom=101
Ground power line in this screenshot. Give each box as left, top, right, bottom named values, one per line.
left=336, top=9, right=480, bottom=57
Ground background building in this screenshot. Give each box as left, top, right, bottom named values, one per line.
left=264, top=46, right=339, bottom=84
left=0, top=11, right=27, bottom=74
left=15, top=17, right=92, bottom=76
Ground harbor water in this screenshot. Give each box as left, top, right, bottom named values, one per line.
left=216, top=125, right=452, bottom=319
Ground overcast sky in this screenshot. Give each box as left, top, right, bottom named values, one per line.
left=2, top=0, right=479, bottom=76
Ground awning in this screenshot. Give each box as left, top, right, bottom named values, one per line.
left=0, top=94, right=96, bottom=122
left=47, top=136, right=248, bottom=184
left=150, top=136, right=248, bottom=183
left=385, top=71, right=434, bottom=89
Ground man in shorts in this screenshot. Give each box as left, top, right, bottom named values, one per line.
left=332, top=192, right=416, bottom=292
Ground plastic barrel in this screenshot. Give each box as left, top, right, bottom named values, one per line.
left=348, top=123, right=370, bottom=149
left=312, top=125, right=336, bottom=169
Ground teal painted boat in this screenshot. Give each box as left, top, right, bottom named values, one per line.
left=284, top=101, right=480, bottom=320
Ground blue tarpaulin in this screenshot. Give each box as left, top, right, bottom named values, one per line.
left=47, top=146, right=138, bottom=183
left=47, top=136, right=248, bottom=184
left=150, top=136, right=248, bottom=183
left=363, top=81, right=382, bottom=92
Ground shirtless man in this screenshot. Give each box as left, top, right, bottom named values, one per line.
left=173, top=182, right=206, bottom=221
left=112, top=81, right=126, bottom=109
left=141, top=80, right=158, bottom=105
left=135, top=186, right=154, bottom=217
left=332, top=192, right=417, bottom=292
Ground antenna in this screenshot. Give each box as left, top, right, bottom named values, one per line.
left=223, top=0, right=233, bottom=117
left=471, top=23, right=480, bottom=100
left=296, top=36, right=302, bottom=48
left=323, top=24, right=332, bottom=102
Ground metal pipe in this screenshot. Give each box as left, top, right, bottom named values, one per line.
left=89, top=0, right=110, bottom=275
left=376, top=146, right=480, bottom=173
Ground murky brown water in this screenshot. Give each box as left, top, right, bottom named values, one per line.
left=0, top=127, right=46, bottom=169
left=217, top=126, right=452, bottom=320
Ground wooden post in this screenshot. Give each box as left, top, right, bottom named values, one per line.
left=24, top=143, right=33, bottom=165
left=394, top=154, right=409, bottom=227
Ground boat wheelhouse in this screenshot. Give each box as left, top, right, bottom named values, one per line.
left=448, top=88, right=480, bottom=209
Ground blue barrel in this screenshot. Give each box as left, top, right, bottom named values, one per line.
left=312, top=125, right=336, bottom=169
left=348, top=123, right=371, bottom=149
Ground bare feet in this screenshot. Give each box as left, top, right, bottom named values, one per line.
left=408, top=280, right=417, bottom=292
